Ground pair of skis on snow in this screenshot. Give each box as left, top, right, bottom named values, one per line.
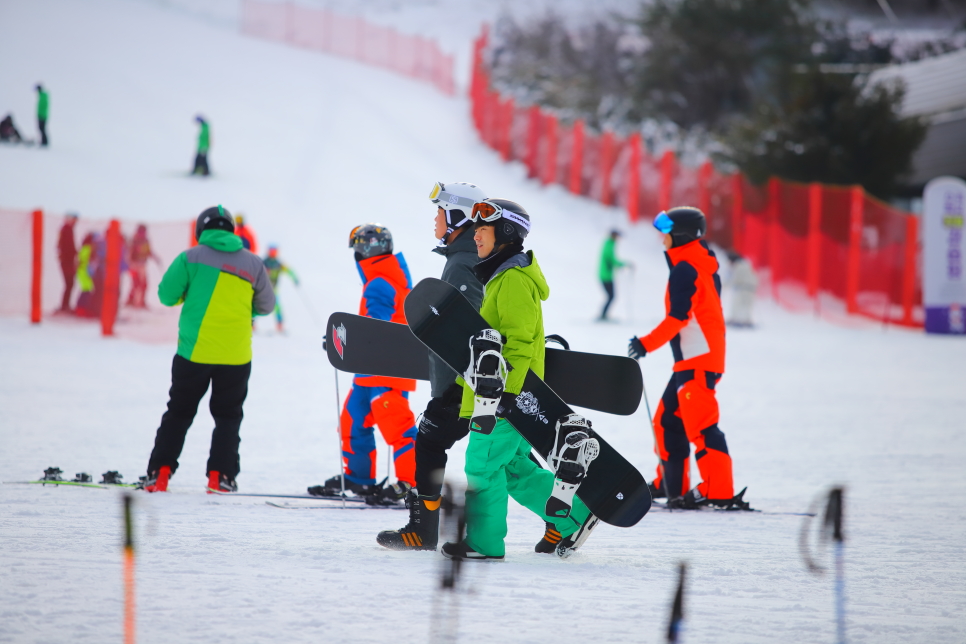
left=328, top=278, right=653, bottom=530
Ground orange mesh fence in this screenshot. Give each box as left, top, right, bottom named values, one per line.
left=1, top=209, right=193, bottom=343
left=467, top=25, right=923, bottom=328
left=240, top=0, right=455, bottom=96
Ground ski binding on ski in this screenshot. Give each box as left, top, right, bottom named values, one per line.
left=546, top=414, right=600, bottom=518
left=463, top=329, right=508, bottom=434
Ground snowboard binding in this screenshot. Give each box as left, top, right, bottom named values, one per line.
left=464, top=329, right=508, bottom=434
left=100, top=471, right=124, bottom=485
left=41, top=467, right=64, bottom=482
left=72, top=472, right=92, bottom=483
left=546, top=414, right=600, bottom=518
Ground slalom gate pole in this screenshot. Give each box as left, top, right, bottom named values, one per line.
left=333, top=368, right=345, bottom=510
left=122, top=493, right=136, bottom=644
left=641, top=381, right=672, bottom=507
left=666, top=562, right=686, bottom=643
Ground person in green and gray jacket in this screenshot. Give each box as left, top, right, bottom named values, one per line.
left=440, top=198, right=594, bottom=561
left=598, top=229, right=632, bottom=321
left=192, top=115, right=210, bottom=176
left=35, top=84, right=49, bottom=146
left=144, top=206, right=274, bottom=494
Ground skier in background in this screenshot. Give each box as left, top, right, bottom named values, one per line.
left=377, top=181, right=487, bottom=551
left=0, top=114, right=24, bottom=143
left=126, top=224, right=162, bottom=308
left=143, top=205, right=275, bottom=494
left=57, top=213, right=79, bottom=312
left=234, top=214, right=258, bottom=253
left=74, top=232, right=98, bottom=317
left=310, top=224, right=418, bottom=502
left=627, top=207, right=748, bottom=510
left=440, top=199, right=595, bottom=561
left=261, top=244, right=299, bottom=333
left=36, top=84, right=49, bottom=147
left=726, top=250, right=758, bottom=328
left=598, top=229, right=631, bottom=321
left=192, top=115, right=210, bottom=176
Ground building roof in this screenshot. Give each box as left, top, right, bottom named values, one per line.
left=868, top=48, right=966, bottom=118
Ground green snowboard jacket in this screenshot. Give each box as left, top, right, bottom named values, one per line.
left=37, top=90, right=49, bottom=120
left=461, top=250, right=549, bottom=416
left=598, top=237, right=625, bottom=282
left=158, top=229, right=275, bottom=365
left=197, top=121, right=210, bottom=153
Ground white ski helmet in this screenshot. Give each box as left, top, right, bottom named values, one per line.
left=429, top=181, right=488, bottom=233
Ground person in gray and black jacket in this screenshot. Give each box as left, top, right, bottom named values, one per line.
left=377, top=181, right=487, bottom=551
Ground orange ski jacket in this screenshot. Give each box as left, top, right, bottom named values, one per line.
left=641, top=240, right=726, bottom=373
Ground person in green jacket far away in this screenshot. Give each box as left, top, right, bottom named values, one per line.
left=192, top=115, right=210, bottom=176
left=440, top=198, right=595, bottom=561
left=35, top=84, right=49, bottom=146
left=143, top=206, right=275, bottom=494
left=598, top=229, right=632, bottom=321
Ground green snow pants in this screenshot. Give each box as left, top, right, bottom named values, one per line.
left=464, top=418, right=590, bottom=557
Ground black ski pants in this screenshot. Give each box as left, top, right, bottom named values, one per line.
left=192, top=152, right=209, bottom=176
left=148, top=355, right=251, bottom=479
left=414, top=383, right=469, bottom=497
left=600, top=280, right=615, bottom=319
left=38, top=118, right=47, bottom=146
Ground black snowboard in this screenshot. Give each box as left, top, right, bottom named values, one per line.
left=404, top=278, right=650, bottom=528
left=325, top=312, right=643, bottom=416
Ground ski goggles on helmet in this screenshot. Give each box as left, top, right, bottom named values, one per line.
left=429, top=182, right=480, bottom=210
left=653, top=211, right=674, bottom=234
left=470, top=200, right=531, bottom=232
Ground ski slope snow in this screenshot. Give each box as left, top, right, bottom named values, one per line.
left=1, top=1, right=965, bottom=643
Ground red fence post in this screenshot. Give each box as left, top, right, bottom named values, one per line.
left=698, top=161, right=712, bottom=229
left=31, top=209, right=43, bottom=324
left=500, top=98, right=514, bottom=161
left=599, top=131, right=614, bottom=206
left=731, top=174, right=744, bottom=253
left=768, top=178, right=781, bottom=300
left=846, top=186, right=864, bottom=314
left=807, top=183, right=822, bottom=298
left=901, top=214, right=918, bottom=325
left=569, top=119, right=584, bottom=195
left=542, top=113, right=558, bottom=185
left=101, top=219, right=122, bottom=337
left=627, top=133, right=641, bottom=222
left=659, top=150, right=675, bottom=213
left=525, top=106, right=540, bottom=179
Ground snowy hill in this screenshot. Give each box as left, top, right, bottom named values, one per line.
left=1, top=1, right=965, bottom=643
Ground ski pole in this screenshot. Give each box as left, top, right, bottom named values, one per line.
left=297, top=286, right=323, bottom=327
left=334, top=367, right=345, bottom=510
left=641, top=380, right=672, bottom=507
left=828, top=488, right=846, bottom=644
left=122, top=493, right=136, bottom=644
left=666, top=561, right=686, bottom=643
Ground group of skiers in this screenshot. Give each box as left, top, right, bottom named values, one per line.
left=1, top=84, right=50, bottom=146
left=138, top=185, right=751, bottom=560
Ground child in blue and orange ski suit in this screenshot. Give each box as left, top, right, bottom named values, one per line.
left=339, top=251, right=418, bottom=489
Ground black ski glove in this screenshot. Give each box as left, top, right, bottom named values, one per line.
left=496, top=392, right=517, bottom=418
left=628, top=336, right=647, bottom=360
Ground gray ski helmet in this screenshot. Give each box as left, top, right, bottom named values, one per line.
left=665, top=207, right=706, bottom=248
left=475, top=199, right=530, bottom=245
left=195, top=205, right=234, bottom=240
left=349, top=223, right=393, bottom=260
left=429, top=181, right=488, bottom=233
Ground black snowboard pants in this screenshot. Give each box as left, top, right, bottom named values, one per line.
left=147, top=355, right=251, bottom=479
left=600, top=280, right=615, bottom=319
left=193, top=152, right=209, bottom=176
left=414, top=382, right=470, bottom=497
left=38, top=118, right=47, bottom=146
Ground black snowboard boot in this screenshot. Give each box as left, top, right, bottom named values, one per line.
left=366, top=481, right=412, bottom=506
left=648, top=480, right=667, bottom=500
left=668, top=486, right=752, bottom=511
left=440, top=540, right=504, bottom=561
left=376, top=490, right=441, bottom=550
left=308, top=474, right=378, bottom=498
left=534, top=523, right=563, bottom=554
left=535, top=514, right=600, bottom=558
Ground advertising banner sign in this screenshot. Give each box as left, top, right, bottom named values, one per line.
left=923, top=176, right=966, bottom=334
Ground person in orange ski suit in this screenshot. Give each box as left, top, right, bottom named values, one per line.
left=628, top=207, right=748, bottom=510
left=313, top=224, right=418, bottom=503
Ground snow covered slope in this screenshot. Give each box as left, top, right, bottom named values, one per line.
left=1, top=1, right=965, bottom=643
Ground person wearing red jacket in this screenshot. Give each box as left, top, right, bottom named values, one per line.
left=628, top=207, right=748, bottom=510
left=310, top=224, right=418, bottom=502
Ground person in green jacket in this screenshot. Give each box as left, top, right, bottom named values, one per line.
left=192, top=115, right=210, bottom=176
left=598, top=229, right=632, bottom=321
left=440, top=198, right=593, bottom=561
left=35, top=84, right=49, bottom=147
left=144, top=206, right=275, bottom=494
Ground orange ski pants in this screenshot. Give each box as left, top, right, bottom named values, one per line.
left=340, top=385, right=417, bottom=486
left=651, top=370, right=734, bottom=500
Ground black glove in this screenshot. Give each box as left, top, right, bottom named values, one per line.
left=628, top=336, right=647, bottom=360
left=496, top=392, right=517, bottom=418
left=322, top=336, right=327, bottom=350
